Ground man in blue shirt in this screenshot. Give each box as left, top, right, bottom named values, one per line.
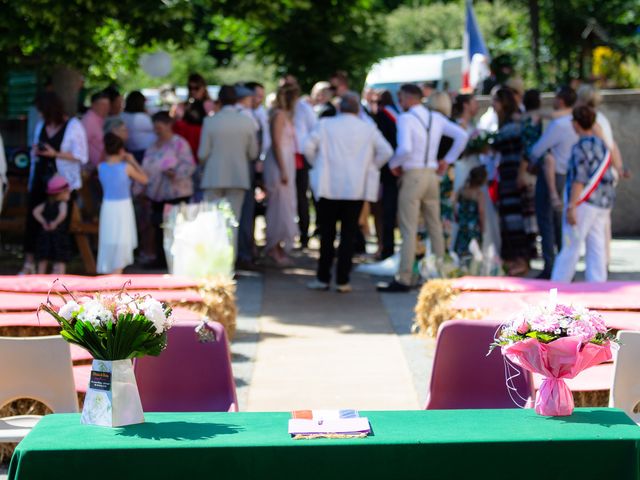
left=529, top=86, right=578, bottom=278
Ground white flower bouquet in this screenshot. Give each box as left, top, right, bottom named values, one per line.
left=41, top=291, right=173, bottom=360
left=40, top=288, right=173, bottom=427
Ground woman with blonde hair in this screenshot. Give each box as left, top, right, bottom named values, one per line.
left=428, top=91, right=452, bottom=117
left=263, top=84, right=300, bottom=266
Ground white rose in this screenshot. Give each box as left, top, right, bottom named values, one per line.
left=77, top=299, right=114, bottom=327
left=58, top=301, right=80, bottom=321
left=139, top=298, right=167, bottom=334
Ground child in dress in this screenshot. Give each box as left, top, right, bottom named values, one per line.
left=453, top=165, right=487, bottom=260
left=97, top=133, right=148, bottom=274
left=32, top=175, right=72, bottom=274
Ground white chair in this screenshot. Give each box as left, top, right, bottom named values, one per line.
left=0, top=335, right=79, bottom=442
left=609, top=330, right=640, bottom=424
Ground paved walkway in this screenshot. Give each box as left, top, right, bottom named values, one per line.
left=245, top=260, right=419, bottom=411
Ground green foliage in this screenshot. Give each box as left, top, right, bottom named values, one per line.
left=385, top=3, right=463, bottom=54
left=384, top=0, right=639, bottom=88
left=0, top=0, right=193, bottom=74
left=1, top=0, right=638, bottom=96
left=489, top=329, right=618, bottom=354
left=526, top=331, right=556, bottom=342
left=537, top=0, right=640, bottom=83
left=41, top=304, right=168, bottom=361
left=385, top=1, right=532, bottom=79
left=207, top=0, right=386, bottom=91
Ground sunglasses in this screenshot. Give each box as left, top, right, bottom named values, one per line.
left=188, top=84, right=203, bottom=92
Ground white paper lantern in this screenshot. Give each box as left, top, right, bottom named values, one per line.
left=139, top=51, right=172, bottom=78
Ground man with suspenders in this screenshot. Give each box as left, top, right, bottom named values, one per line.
left=378, top=83, right=468, bottom=292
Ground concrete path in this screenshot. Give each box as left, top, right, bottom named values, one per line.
left=246, top=260, right=419, bottom=411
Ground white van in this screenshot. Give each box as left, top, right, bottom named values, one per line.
left=365, top=50, right=463, bottom=101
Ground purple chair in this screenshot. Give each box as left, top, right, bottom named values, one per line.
left=134, top=320, right=238, bottom=412
left=425, top=319, right=534, bottom=410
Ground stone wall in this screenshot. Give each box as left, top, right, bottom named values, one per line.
left=477, top=89, right=640, bottom=236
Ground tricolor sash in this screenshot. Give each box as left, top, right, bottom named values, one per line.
left=576, top=148, right=611, bottom=206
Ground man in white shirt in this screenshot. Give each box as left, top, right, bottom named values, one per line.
left=378, top=83, right=468, bottom=292
left=304, top=92, right=393, bottom=292
left=246, top=82, right=271, bottom=158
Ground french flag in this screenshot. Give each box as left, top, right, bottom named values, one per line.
left=462, top=0, right=490, bottom=91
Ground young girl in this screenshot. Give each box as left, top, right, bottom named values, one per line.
left=453, top=166, right=487, bottom=260
left=97, top=132, right=148, bottom=274
left=32, top=174, right=72, bottom=274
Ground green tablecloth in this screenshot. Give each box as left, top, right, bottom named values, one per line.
left=9, top=408, right=640, bottom=479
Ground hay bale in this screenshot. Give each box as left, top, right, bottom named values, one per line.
left=413, top=279, right=485, bottom=337
left=0, top=393, right=85, bottom=464
left=177, top=277, right=237, bottom=339
left=573, top=390, right=610, bottom=408
left=0, top=399, right=52, bottom=464
left=0, top=326, right=60, bottom=337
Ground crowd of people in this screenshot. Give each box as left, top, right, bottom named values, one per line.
left=7, top=69, right=629, bottom=291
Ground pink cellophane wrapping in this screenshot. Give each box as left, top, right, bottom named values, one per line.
left=502, top=337, right=612, bottom=416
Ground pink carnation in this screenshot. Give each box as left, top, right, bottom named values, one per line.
left=516, top=319, right=529, bottom=334
left=588, top=314, right=608, bottom=334
left=567, top=320, right=597, bottom=343
left=555, top=304, right=575, bottom=317
left=529, top=314, right=559, bottom=333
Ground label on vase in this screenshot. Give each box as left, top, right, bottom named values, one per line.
left=89, top=370, right=112, bottom=391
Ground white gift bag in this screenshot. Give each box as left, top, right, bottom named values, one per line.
left=164, top=202, right=235, bottom=279
left=81, top=359, right=144, bottom=427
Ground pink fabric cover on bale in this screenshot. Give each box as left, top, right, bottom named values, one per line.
left=0, top=274, right=199, bottom=293
left=0, top=291, right=204, bottom=312
left=452, top=276, right=640, bottom=295
left=452, top=290, right=640, bottom=314
left=73, top=365, right=91, bottom=393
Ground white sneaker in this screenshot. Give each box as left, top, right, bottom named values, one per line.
left=307, top=280, right=330, bottom=291
left=335, top=284, right=352, bottom=293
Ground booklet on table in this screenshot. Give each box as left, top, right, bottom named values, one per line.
left=288, top=409, right=371, bottom=438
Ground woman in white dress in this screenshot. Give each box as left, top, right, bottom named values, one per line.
left=264, top=84, right=299, bottom=266
left=97, top=133, right=148, bottom=274
left=452, top=94, right=501, bottom=267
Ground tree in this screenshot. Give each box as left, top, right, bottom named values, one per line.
left=0, top=0, right=297, bottom=112
left=0, top=0, right=197, bottom=113
left=385, top=1, right=532, bottom=81
left=205, top=0, right=386, bottom=91
left=385, top=3, right=462, bottom=54
left=538, top=0, right=640, bottom=84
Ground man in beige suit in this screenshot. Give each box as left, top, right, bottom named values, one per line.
left=198, top=85, right=259, bottom=223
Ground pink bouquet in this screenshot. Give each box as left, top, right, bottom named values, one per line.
left=490, top=290, right=617, bottom=416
